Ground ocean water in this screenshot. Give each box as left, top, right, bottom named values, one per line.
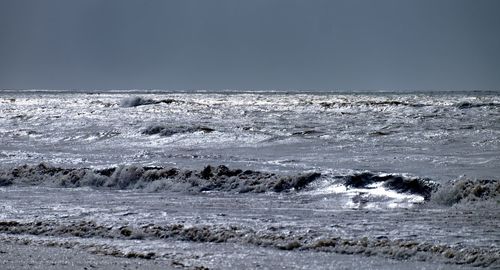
left=0, top=90, right=499, bottom=268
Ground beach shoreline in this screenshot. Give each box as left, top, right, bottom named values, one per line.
left=0, top=234, right=471, bottom=270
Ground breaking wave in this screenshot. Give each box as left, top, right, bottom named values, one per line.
left=0, top=163, right=321, bottom=194
left=431, top=178, right=500, bottom=206
left=342, top=172, right=437, bottom=201
left=1, top=164, right=498, bottom=206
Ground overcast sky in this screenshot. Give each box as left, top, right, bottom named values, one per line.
left=1, top=0, right=499, bottom=91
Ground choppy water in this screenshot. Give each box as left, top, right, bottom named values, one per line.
left=0, top=90, right=499, bottom=268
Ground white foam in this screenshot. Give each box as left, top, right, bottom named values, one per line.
left=310, top=182, right=425, bottom=209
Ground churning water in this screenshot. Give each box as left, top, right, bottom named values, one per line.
left=0, top=90, right=498, bottom=268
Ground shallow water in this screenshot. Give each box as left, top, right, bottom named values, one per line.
left=0, top=184, right=498, bottom=267
left=0, top=90, right=499, bottom=268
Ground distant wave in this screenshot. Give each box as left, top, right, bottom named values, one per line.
left=120, top=96, right=179, bottom=107
left=454, top=101, right=500, bottom=109
left=318, top=100, right=500, bottom=109
left=319, top=100, right=427, bottom=108
left=142, top=125, right=215, bottom=136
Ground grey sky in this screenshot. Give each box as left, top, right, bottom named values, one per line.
left=1, top=0, right=499, bottom=91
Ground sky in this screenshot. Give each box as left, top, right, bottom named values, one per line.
left=1, top=0, right=499, bottom=91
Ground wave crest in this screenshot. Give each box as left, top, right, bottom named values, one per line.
left=0, top=163, right=321, bottom=194
left=432, top=178, right=500, bottom=206
left=343, top=172, right=438, bottom=200
left=3, top=164, right=499, bottom=207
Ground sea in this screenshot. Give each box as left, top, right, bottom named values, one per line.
left=0, top=89, right=499, bottom=269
